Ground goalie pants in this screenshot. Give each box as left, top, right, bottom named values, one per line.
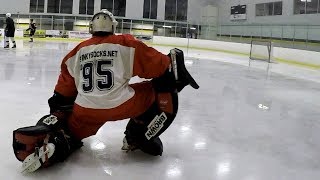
left=67, top=81, right=157, bottom=140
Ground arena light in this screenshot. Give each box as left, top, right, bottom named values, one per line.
left=16, top=18, right=30, bottom=24
left=217, top=161, right=231, bottom=176
left=163, top=25, right=172, bottom=28
left=91, top=142, right=106, bottom=150
left=132, top=24, right=154, bottom=30
left=166, top=166, right=182, bottom=177
left=74, top=20, right=90, bottom=26
left=258, top=104, right=269, bottom=110
left=180, top=125, right=191, bottom=132
left=190, top=27, right=196, bottom=30
left=194, top=140, right=207, bottom=150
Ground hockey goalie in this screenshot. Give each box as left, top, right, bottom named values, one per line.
left=12, top=9, right=199, bottom=173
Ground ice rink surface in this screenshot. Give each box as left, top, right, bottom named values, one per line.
left=1, top=40, right=320, bottom=180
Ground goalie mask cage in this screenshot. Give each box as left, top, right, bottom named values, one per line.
left=249, top=40, right=273, bottom=63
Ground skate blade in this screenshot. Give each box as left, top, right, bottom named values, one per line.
left=21, top=143, right=55, bottom=173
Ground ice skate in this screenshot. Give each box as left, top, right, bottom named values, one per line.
left=122, top=135, right=163, bottom=156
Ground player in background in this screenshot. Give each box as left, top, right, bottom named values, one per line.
left=12, top=9, right=199, bottom=173
left=4, top=13, right=16, bottom=48
left=26, top=19, right=37, bottom=42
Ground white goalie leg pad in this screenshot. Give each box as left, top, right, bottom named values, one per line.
left=21, top=143, right=55, bottom=173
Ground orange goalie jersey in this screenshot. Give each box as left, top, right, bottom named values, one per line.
left=54, top=34, right=171, bottom=139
